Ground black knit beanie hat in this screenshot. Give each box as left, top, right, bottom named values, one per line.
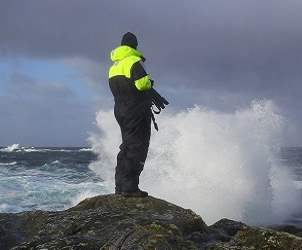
left=121, top=32, right=138, bottom=49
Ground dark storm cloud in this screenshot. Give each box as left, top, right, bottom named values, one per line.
left=1, top=0, right=302, bottom=144
left=1, top=0, right=302, bottom=94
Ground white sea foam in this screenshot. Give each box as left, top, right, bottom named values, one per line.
left=0, top=146, right=90, bottom=153
left=23, top=148, right=47, bottom=152
left=88, top=100, right=302, bottom=226
left=0, top=161, right=17, bottom=166
left=21, top=148, right=76, bottom=153
left=0, top=203, right=9, bottom=211
left=51, top=160, right=62, bottom=165
left=0, top=145, right=45, bottom=153
left=79, top=148, right=92, bottom=152
left=0, top=144, right=20, bottom=152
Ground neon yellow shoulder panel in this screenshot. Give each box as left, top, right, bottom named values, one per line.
left=109, top=56, right=141, bottom=79
left=108, top=46, right=152, bottom=91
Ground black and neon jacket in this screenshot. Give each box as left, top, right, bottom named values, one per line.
left=108, top=45, right=152, bottom=105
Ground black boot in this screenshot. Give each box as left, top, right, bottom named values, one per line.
left=120, top=188, right=148, bottom=198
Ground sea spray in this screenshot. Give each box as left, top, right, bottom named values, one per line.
left=88, top=100, right=302, bottom=225
left=0, top=144, right=20, bottom=152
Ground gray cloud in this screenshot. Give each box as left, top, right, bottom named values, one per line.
left=6, top=72, right=73, bottom=99
left=1, top=0, right=302, bottom=145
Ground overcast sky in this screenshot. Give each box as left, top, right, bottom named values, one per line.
left=0, top=0, right=302, bottom=146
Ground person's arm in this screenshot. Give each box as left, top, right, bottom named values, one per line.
left=131, top=61, right=152, bottom=91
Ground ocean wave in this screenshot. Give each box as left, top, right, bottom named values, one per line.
left=40, top=160, right=64, bottom=169
left=0, top=161, right=17, bottom=166
left=0, top=144, right=41, bottom=153
left=79, top=148, right=92, bottom=152
left=22, top=148, right=70, bottom=153
left=22, top=148, right=48, bottom=153
left=23, top=148, right=80, bottom=153
left=0, top=144, right=20, bottom=152
left=0, top=203, right=9, bottom=211
left=50, top=160, right=61, bottom=165
left=0, top=146, right=89, bottom=153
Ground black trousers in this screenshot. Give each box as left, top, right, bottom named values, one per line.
left=114, top=101, right=151, bottom=193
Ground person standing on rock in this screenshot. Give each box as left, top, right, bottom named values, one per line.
left=108, top=32, right=154, bottom=197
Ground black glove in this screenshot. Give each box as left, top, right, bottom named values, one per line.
left=150, top=88, right=169, bottom=114
left=150, top=79, right=154, bottom=88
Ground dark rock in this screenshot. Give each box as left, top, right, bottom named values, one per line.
left=0, top=195, right=207, bottom=249
left=209, top=218, right=247, bottom=237
left=194, top=219, right=248, bottom=248
left=0, top=194, right=302, bottom=249
left=209, top=226, right=302, bottom=250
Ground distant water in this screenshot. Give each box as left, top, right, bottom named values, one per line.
left=0, top=144, right=104, bottom=212
left=279, top=147, right=302, bottom=226
left=0, top=143, right=302, bottom=227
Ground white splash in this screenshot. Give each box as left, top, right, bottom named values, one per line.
left=88, top=100, right=302, bottom=225
left=0, top=161, right=17, bottom=166
left=79, top=148, right=93, bottom=152
left=0, top=144, right=20, bottom=152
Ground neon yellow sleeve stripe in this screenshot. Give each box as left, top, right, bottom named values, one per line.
left=134, top=75, right=152, bottom=91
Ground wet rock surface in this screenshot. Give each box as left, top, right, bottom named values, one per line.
left=0, top=194, right=301, bottom=249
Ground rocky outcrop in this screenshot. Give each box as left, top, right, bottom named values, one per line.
left=0, top=194, right=301, bottom=249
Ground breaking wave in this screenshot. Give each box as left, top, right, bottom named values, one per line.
left=0, top=145, right=91, bottom=153
left=0, top=144, right=20, bottom=152
left=88, top=100, right=302, bottom=225
left=0, top=162, right=17, bottom=166
left=79, top=148, right=93, bottom=152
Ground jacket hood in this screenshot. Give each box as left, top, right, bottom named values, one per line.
left=110, top=45, right=143, bottom=62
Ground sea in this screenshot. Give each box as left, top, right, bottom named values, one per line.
left=0, top=144, right=103, bottom=212
left=0, top=143, right=302, bottom=227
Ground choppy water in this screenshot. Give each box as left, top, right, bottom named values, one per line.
left=281, top=147, right=302, bottom=182
left=0, top=144, right=104, bottom=212
left=279, top=147, right=302, bottom=226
